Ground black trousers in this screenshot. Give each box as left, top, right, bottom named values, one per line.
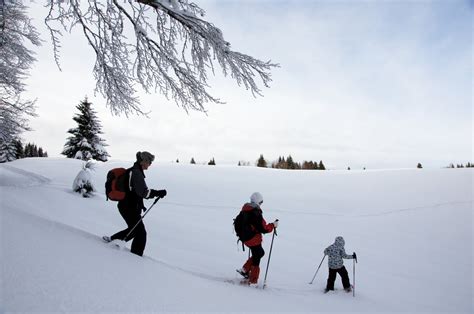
left=249, top=245, right=265, bottom=267
left=326, top=266, right=351, bottom=290
left=111, top=202, right=147, bottom=256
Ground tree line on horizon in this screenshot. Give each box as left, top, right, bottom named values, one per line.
left=447, top=162, right=473, bottom=168
left=256, top=154, right=326, bottom=170
left=0, top=140, right=48, bottom=163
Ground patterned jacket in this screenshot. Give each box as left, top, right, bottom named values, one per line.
left=324, top=236, right=354, bottom=269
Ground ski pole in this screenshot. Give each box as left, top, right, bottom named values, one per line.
left=124, top=197, right=160, bottom=241
left=263, top=219, right=278, bottom=289
left=309, top=254, right=326, bottom=284
left=353, top=252, right=357, bottom=297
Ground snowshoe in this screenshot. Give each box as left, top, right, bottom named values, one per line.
left=236, top=269, right=249, bottom=279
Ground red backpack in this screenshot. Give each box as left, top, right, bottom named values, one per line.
left=105, top=168, right=129, bottom=201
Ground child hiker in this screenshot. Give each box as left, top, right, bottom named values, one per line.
left=324, top=236, right=357, bottom=293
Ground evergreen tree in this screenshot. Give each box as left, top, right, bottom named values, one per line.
left=0, top=138, right=19, bottom=162
left=14, top=139, right=24, bottom=159
left=257, top=154, right=267, bottom=168
left=190, top=157, right=196, bottom=164
left=24, top=143, right=30, bottom=157
left=272, top=156, right=286, bottom=169
left=62, top=97, right=109, bottom=161
left=318, top=160, right=326, bottom=170
left=208, top=158, right=216, bottom=165
left=25, top=143, right=34, bottom=157
left=286, top=155, right=295, bottom=169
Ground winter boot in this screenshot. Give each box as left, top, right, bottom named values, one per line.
left=344, top=285, right=352, bottom=293
left=102, top=235, right=112, bottom=243
left=248, top=265, right=260, bottom=285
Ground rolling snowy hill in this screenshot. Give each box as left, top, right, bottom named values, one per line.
left=1, top=158, right=472, bottom=313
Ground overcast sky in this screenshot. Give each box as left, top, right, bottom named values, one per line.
left=23, top=0, right=472, bottom=169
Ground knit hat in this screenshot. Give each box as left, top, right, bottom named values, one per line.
left=250, top=192, right=263, bottom=205
left=136, top=151, right=155, bottom=164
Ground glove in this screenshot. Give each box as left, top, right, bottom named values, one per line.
left=353, top=252, right=357, bottom=260
left=272, top=220, right=279, bottom=228
left=150, top=189, right=167, bottom=198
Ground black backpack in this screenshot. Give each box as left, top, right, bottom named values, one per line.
left=233, top=210, right=257, bottom=249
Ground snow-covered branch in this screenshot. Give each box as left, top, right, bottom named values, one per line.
left=0, top=0, right=40, bottom=144
left=45, top=0, right=279, bottom=116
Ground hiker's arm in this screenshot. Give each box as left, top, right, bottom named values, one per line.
left=130, top=169, right=150, bottom=198
left=341, top=247, right=353, bottom=259
left=254, top=214, right=274, bottom=234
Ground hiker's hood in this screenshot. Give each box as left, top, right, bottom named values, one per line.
left=334, top=236, right=345, bottom=248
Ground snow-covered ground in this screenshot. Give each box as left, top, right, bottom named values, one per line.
left=1, top=158, right=472, bottom=313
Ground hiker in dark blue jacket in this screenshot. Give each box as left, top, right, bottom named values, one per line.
left=103, top=151, right=166, bottom=256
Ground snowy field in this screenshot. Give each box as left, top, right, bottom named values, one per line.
left=1, top=158, right=472, bottom=313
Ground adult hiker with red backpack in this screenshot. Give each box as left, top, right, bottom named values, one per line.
left=103, top=151, right=167, bottom=256
left=235, top=192, right=278, bottom=285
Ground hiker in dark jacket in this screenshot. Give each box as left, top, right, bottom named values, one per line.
left=324, top=236, right=356, bottom=293
left=237, top=192, right=278, bottom=285
left=103, top=151, right=167, bottom=256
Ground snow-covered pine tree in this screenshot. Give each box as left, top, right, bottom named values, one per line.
left=14, top=139, right=24, bottom=159
left=0, top=137, right=19, bottom=163
left=62, top=97, right=110, bottom=162
left=72, top=161, right=96, bottom=198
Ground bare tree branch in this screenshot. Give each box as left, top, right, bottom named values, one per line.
left=45, top=0, right=279, bottom=116
left=0, top=0, right=40, bottom=150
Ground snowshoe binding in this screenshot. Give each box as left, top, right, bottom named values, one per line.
left=236, top=269, right=249, bottom=279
